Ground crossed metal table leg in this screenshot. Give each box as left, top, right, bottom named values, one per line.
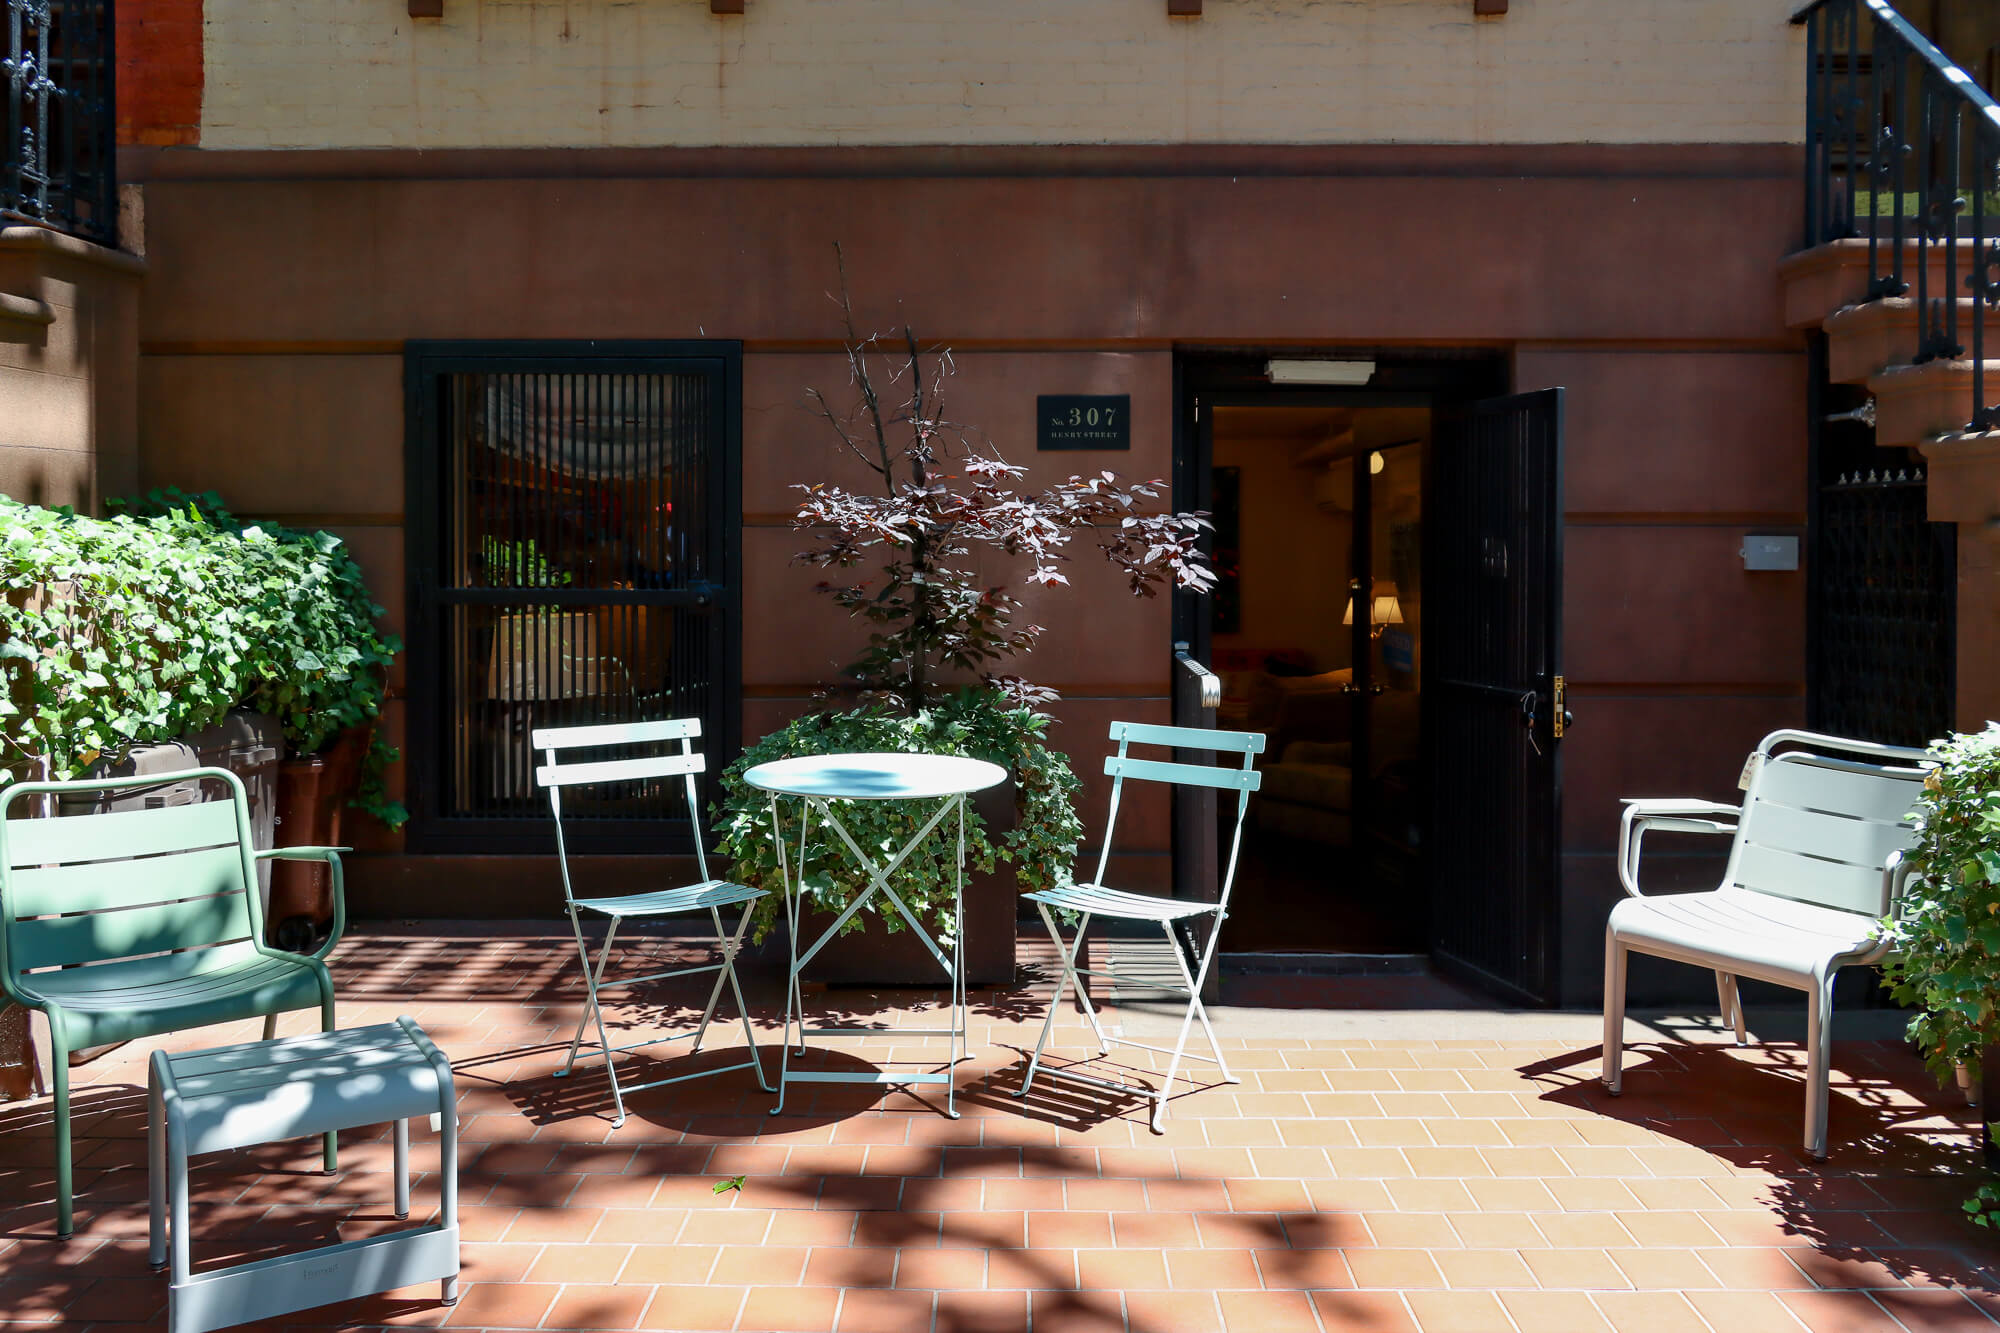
left=767, top=792, right=969, bottom=1118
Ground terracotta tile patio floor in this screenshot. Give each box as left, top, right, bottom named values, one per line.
left=1, top=925, right=1996, bottom=1332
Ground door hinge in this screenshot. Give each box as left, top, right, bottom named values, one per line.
left=1551, top=675, right=1566, bottom=739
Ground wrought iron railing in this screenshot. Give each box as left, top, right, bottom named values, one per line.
left=2, top=0, right=115, bottom=246
left=1794, top=0, right=2000, bottom=432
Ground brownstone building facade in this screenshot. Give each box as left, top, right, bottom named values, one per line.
left=11, top=0, right=1984, bottom=1005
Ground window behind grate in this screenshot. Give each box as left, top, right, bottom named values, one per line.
left=405, top=344, right=741, bottom=853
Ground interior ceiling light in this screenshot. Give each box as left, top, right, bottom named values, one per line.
left=1369, top=451, right=1385, bottom=475
left=1264, top=358, right=1376, bottom=386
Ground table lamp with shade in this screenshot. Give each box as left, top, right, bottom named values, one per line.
left=1343, top=579, right=1403, bottom=639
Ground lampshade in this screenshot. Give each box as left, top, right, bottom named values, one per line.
left=1342, top=581, right=1404, bottom=628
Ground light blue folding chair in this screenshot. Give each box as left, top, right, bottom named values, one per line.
left=534, top=718, right=772, bottom=1126
left=1014, top=721, right=1264, bottom=1132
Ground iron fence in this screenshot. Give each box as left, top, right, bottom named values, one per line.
left=2, top=0, right=114, bottom=246
left=1795, top=0, right=2000, bottom=433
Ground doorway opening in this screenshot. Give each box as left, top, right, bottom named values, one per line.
left=1174, top=353, right=1567, bottom=992
left=1207, top=400, right=1428, bottom=953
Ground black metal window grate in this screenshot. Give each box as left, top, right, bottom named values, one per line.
left=1809, top=343, right=1956, bottom=750
left=406, top=345, right=741, bottom=853
left=1811, top=461, right=1955, bottom=748
left=3, top=0, right=115, bottom=246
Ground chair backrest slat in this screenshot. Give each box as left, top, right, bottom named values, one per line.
left=3, top=800, right=239, bottom=869
left=1752, top=754, right=1922, bottom=826
left=1109, top=721, right=1267, bottom=755
left=10, top=891, right=257, bottom=972
left=533, top=715, right=713, bottom=903
left=1729, top=842, right=1896, bottom=916
left=532, top=718, right=701, bottom=751
left=1104, top=754, right=1263, bottom=793
left=1091, top=721, right=1266, bottom=905
left=1729, top=741, right=1927, bottom=917
left=1737, top=799, right=1914, bottom=875
left=6, top=845, right=249, bottom=921
left=535, top=752, right=704, bottom=790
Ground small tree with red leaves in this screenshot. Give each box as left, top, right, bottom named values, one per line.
left=796, top=267, right=1213, bottom=713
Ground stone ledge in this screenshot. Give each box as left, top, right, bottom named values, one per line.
left=0, top=290, right=55, bottom=335
left=0, top=225, right=147, bottom=278
left=1919, top=429, right=2000, bottom=526
left=1777, top=237, right=1977, bottom=332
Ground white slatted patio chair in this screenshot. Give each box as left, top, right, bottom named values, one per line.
left=534, top=718, right=771, bottom=1126
left=1014, top=721, right=1265, bottom=1132
left=1602, top=728, right=1929, bottom=1159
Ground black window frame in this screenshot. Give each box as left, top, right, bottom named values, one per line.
left=402, top=339, right=743, bottom=856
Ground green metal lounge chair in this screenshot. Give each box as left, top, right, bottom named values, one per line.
left=0, top=768, right=346, bottom=1237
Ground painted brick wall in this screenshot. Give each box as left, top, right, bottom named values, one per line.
left=197, top=0, right=1805, bottom=151
left=117, top=0, right=203, bottom=147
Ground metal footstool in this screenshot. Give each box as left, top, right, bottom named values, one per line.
left=148, top=1017, right=460, bottom=1333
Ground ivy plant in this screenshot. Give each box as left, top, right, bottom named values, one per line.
left=714, top=690, right=1082, bottom=944
left=1, top=490, right=406, bottom=827
left=1877, top=724, right=2000, bottom=1223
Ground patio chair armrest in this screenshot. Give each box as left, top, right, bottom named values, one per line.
left=1885, top=848, right=1923, bottom=917
left=253, top=846, right=349, bottom=961
left=1617, top=800, right=1738, bottom=899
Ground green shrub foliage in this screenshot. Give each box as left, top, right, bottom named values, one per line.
left=1, top=490, right=405, bottom=826
left=714, top=690, right=1082, bottom=944
left=1877, top=725, right=2000, bottom=1224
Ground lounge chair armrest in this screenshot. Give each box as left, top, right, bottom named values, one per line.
left=1885, top=848, right=1923, bottom=917
left=1617, top=800, right=1738, bottom=899
left=253, top=846, right=348, bottom=961
left=1619, top=798, right=1741, bottom=821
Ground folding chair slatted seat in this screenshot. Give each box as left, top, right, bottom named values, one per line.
left=1014, top=720, right=1265, bottom=1132
left=534, top=718, right=771, bottom=1126
left=1602, top=728, right=1929, bottom=1160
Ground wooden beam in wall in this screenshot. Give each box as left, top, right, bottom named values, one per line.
left=407, top=0, right=442, bottom=16
left=1474, top=0, right=1509, bottom=14
left=712, top=0, right=745, bottom=11
left=1168, top=0, right=1202, bottom=14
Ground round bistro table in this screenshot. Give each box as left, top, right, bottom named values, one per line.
left=744, top=752, right=1008, bottom=1119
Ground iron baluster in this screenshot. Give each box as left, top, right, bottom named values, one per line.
left=1841, top=0, right=1860, bottom=239
left=1974, top=135, right=2000, bottom=430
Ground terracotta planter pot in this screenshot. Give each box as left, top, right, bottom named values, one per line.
left=795, top=775, right=1021, bottom=988
left=269, top=724, right=373, bottom=953
left=0, top=1004, right=41, bottom=1103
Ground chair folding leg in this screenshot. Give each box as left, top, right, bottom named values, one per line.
left=1148, top=911, right=1233, bottom=1133
left=559, top=913, right=630, bottom=1127
left=1017, top=904, right=1096, bottom=1099
left=1602, top=932, right=1628, bottom=1096
left=558, top=912, right=624, bottom=1075
left=705, top=902, right=773, bottom=1093
left=689, top=908, right=735, bottom=1054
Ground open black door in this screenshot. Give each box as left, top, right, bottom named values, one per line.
left=1426, top=389, right=1565, bottom=1005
